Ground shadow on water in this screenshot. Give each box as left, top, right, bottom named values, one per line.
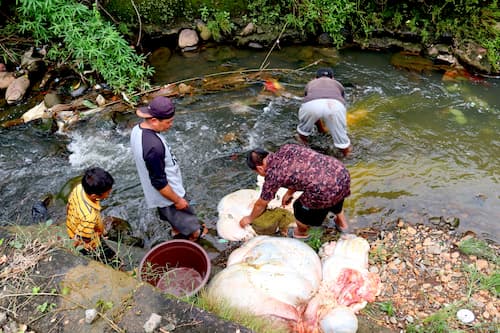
left=0, top=46, right=499, bottom=255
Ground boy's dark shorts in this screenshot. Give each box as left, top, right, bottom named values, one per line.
left=158, top=204, right=199, bottom=236
left=293, top=199, right=344, bottom=227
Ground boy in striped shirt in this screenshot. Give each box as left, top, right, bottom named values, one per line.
left=66, top=167, right=119, bottom=267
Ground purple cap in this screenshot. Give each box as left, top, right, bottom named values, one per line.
left=137, top=96, right=175, bottom=119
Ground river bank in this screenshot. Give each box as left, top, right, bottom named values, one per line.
left=0, top=219, right=497, bottom=332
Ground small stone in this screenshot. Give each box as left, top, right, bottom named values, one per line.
left=178, top=29, right=199, bottom=49
left=427, top=245, right=442, bottom=255
left=456, top=309, right=475, bottom=323
left=85, top=309, right=98, bottom=324
left=406, top=226, right=417, bottom=235
left=144, top=313, right=162, bottom=333
left=475, top=259, right=488, bottom=271
left=248, top=42, right=263, bottom=49
left=0, top=312, right=7, bottom=326
left=162, top=323, right=176, bottom=331
left=96, top=94, right=106, bottom=106
left=240, top=23, right=255, bottom=36
left=423, top=238, right=433, bottom=246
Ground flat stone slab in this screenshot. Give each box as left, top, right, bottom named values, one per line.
left=0, top=242, right=251, bottom=333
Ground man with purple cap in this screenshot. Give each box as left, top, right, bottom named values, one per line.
left=130, top=96, right=206, bottom=242
left=296, top=67, right=352, bottom=157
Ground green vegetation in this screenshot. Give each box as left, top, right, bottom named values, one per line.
left=2, top=0, right=153, bottom=92
left=458, top=237, right=499, bottom=263
left=199, top=6, right=234, bottom=41
left=187, top=0, right=500, bottom=71
left=195, top=289, right=289, bottom=333
left=306, top=227, right=324, bottom=252
left=1, top=0, right=498, bottom=96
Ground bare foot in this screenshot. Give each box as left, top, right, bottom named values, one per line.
left=341, top=145, right=353, bottom=157
left=334, top=212, right=348, bottom=231
left=188, top=224, right=208, bottom=242
left=294, top=134, right=309, bottom=146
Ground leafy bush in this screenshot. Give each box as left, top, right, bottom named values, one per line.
left=200, top=6, right=234, bottom=41
left=15, top=0, right=153, bottom=93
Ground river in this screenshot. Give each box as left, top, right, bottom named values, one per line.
left=0, top=46, right=498, bottom=248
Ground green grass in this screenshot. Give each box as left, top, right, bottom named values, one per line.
left=194, top=289, right=289, bottom=333
left=458, top=237, right=498, bottom=263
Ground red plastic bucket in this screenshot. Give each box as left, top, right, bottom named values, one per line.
left=139, top=239, right=211, bottom=297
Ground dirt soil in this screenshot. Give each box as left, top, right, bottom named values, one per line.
left=0, top=220, right=498, bottom=333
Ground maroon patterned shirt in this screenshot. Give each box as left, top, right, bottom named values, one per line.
left=261, top=144, right=350, bottom=209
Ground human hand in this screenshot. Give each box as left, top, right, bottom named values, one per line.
left=239, top=216, right=252, bottom=228
left=282, top=192, right=293, bottom=207
left=174, top=197, right=189, bottom=210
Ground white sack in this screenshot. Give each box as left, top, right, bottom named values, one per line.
left=207, top=236, right=322, bottom=323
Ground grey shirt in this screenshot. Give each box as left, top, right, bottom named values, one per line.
left=302, top=76, right=345, bottom=104
left=130, top=124, right=185, bottom=208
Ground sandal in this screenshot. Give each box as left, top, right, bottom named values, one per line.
left=287, top=228, right=311, bottom=241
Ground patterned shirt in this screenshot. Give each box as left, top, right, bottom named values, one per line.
left=261, top=144, right=351, bottom=209
left=66, top=183, right=104, bottom=249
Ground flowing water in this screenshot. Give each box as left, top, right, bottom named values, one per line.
left=0, top=46, right=498, bottom=248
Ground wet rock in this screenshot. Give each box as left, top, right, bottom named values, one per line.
left=178, top=29, right=199, bottom=49
left=0, top=72, right=15, bottom=89
left=248, top=42, right=264, bottom=49
left=195, top=20, right=211, bottom=41
left=317, top=32, right=333, bottom=45
left=453, top=40, right=497, bottom=74
left=105, top=216, right=144, bottom=247
left=44, top=92, right=62, bottom=108
left=5, top=75, right=30, bottom=104
left=96, top=94, right=106, bottom=106
left=148, top=47, right=172, bottom=68
left=240, top=23, right=255, bottom=36
left=31, top=196, right=52, bottom=223
left=20, top=47, right=44, bottom=72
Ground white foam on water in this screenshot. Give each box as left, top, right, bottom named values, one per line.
left=67, top=129, right=132, bottom=171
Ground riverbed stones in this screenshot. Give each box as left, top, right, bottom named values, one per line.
left=178, top=28, right=199, bottom=50
left=0, top=71, right=15, bottom=89
left=240, top=22, right=255, bottom=36
left=5, top=75, right=30, bottom=104
left=195, top=19, right=211, bottom=41
left=148, top=47, right=172, bottom=68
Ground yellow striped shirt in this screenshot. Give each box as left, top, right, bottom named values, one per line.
left=66, top=183, right=104, bottom=249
